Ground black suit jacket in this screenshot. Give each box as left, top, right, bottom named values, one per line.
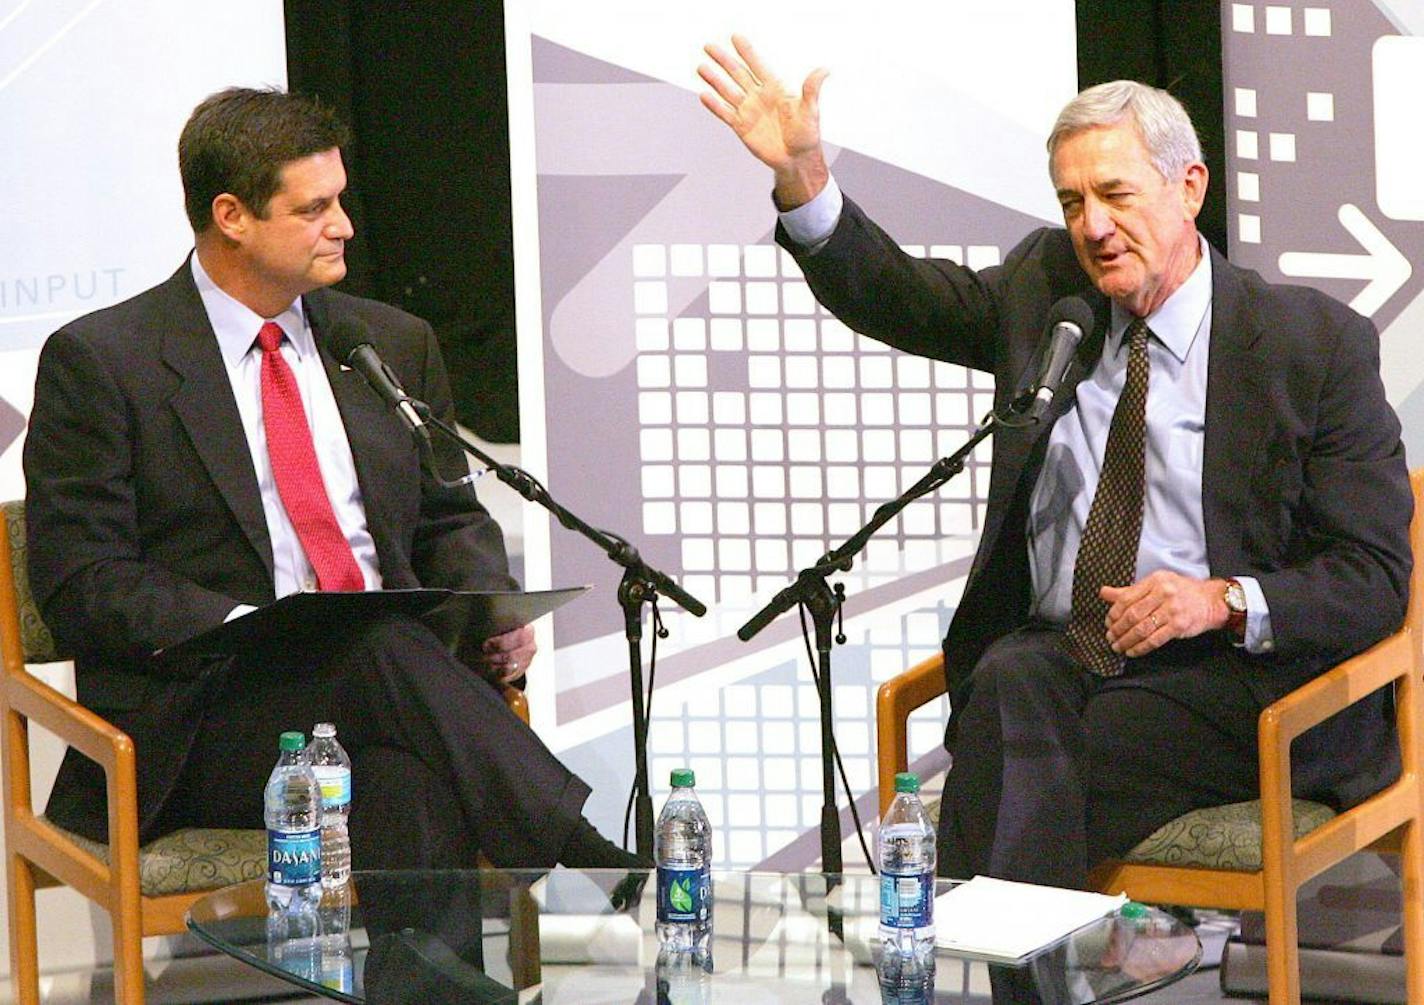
left=781, top=196, right=1412, bottom=739
left=25, top=262, right=516, bottom=840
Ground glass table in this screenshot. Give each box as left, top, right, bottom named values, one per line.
left=187, top=869, right=1200, bottom=1003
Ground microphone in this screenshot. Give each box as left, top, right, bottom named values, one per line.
left=327, top=318, right=429, bottom=438
left=1026, top=296, right=1094, bottom=419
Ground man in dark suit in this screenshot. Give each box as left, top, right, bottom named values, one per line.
left=25, top=87, right=639, bottom=870
left=699, top=37, right=1412, bottom=886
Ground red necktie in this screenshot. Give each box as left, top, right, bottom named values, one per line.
left=257, top=321, right=365, bottom=591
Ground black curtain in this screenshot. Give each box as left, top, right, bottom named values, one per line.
left=285, top=2, right=519, bottom=442
left=283, top=3, right=1225, bottom=442
left=1077, top=0, right=1226, bottom=252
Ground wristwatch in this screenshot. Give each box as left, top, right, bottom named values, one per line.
left=1223, top=579, right=1248, bottom=646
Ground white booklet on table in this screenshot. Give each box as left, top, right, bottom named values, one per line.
left=933, top=875, right=1127, bottom=962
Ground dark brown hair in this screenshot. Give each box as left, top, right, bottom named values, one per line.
left=178, top=86, right=350, bottom=232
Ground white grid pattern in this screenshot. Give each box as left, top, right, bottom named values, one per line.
left=648, top=605, right=952, bottom=869
left=633, top=243, right=994, bottom=635
left=1226, top=3, right=1341, bottom=252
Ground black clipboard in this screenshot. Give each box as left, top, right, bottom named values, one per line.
left=162, top=586, right=589, bottom=659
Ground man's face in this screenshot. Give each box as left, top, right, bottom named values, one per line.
left=1051, top=121, right=1207, bottom=317
left=238, top=147, right=352, bottom=302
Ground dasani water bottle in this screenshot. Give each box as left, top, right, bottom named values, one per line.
left=656, top=768, right=712, bottom=961
left=265, top=731, right=323, bottom=914
left=878, top=771, right=936, bottom=956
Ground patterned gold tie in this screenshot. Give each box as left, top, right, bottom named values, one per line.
left=1064, top=318, right=1151, bottom=676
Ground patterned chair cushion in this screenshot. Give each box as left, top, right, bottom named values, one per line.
left=924, top=795, right=1334, bottom=872
left=47, top=819, right=267, bottom=897
left=3, top=500, right=61, bottom=664
left=1122, top=799, right=1335, bottom=871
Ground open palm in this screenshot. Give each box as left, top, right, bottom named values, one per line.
left=699, top=34, right=829, bottom=203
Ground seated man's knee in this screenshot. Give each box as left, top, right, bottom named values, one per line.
left=349, top=747, right=476, bottom=869
left=970, top=631, right=1071, bottom=695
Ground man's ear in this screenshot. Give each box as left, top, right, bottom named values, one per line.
left=210, top=193, right=249, bottom=242
left=1181, top=161, right=1208, bottom=220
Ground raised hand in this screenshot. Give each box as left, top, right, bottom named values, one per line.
left=698, top=34, right=830, bottom=209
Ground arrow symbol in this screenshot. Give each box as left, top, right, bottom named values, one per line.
left=1277, top=204, right=1412, bottom=317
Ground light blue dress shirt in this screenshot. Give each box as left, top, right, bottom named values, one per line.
left=780, top=176, right=1274, bottom=652
left=191, top=254, right=382, bottom=620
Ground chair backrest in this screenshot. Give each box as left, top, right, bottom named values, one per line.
left=0, top=500, right=62, bottom=666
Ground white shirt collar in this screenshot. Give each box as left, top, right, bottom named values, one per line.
left=190, top=253, right=311, bottom=367
left=1109, top=234, right=1212, bottom=363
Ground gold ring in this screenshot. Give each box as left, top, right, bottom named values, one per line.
left=1149, top=613, right=1160, bottom=631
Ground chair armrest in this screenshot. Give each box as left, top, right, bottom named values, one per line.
left=4, top=666, right=131, bottom=775
left=1257, top=626, right=1415, bottom=882
left=2, top=663, right=140, bottom=902
left=1262, top=629, right=1412, bottom=747
left=502, top=684, right=530, bottom=726
left=876, top=653, right=947, bottom=818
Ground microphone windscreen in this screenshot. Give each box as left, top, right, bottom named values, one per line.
left=1048, top=295, right=1095, bottom=336
left=326, top=317, right=370, bottom=363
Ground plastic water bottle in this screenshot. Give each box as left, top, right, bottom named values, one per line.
left=306, top=722, right=352, bottom=890
left=655, top=768, right=712, bottom=960
left=878, top=771, right=936, bottom=956
left=264, top=731, right=323, bottom=913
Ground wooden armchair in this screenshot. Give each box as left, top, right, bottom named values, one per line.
left=1, top=500, right=529, bottom=1004
left=876, top=469, right=1424, bottom=1005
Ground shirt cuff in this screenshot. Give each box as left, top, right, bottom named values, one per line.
left=1234, top=576, right=1275, bottom=654
left=225, top=604, right=258, bottom=623
left=778, top=175, right=844, bottom=252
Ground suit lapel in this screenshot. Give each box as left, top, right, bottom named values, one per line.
left=1202, top=247, right=1269, bottom=570
left=975, top=287, right=1110, bottom=587
left=158, top=262, right=275, bottom=580
left=305, top=291, right=409, bottom=575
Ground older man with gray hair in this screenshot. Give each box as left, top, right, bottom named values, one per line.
left=700, top=37, right=1411, bottom=887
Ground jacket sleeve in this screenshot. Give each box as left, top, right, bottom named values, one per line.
left=1251, top=307, right=1413, bottom=665
left=776, top=193, right=1053, bottom=376
left=23, top=328, right=239, bottom=658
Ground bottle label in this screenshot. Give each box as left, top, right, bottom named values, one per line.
left=657, top=865, right=710, bottom=924
left=268, top=828, right=322, bottom=886
left=312, top=766, right=351, bottom=808
left=880, top=869, right=933, bottom=929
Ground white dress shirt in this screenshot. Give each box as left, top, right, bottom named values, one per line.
left=191, top=254, right=382, bottom=618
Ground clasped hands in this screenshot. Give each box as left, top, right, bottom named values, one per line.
left=1102, top=571, right=1232, bottom=658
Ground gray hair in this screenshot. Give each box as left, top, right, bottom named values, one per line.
left=1047, top=80, right=1202, bottom=183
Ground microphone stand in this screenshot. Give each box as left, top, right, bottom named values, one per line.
left=414, top=407, right=706, bottom=861
left=738, top=396, right=1037, bottom=879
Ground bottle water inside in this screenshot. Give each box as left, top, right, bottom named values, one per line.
left=878, top=771, right=936, bottom=957
left=264, top=730, right=323, bottom=915
left=655, top=767, right=713, bottom=962
left=306, top=722, right=352, bottom=890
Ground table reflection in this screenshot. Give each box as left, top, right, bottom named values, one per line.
left=186, top=869, right=1200, bottom=1004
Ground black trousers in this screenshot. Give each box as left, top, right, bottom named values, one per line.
left=157, top=613, right=589, bottom=869
left=936, top=625, right=1267, bottom=888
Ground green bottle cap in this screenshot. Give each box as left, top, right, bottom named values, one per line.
left=670, top=768, right=695, bottom=788
left=279, top=731, right=306, bottom=751
left=1119, top=901, right=1149, bottom=920
left=894, top=772, right=920, bottom=794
